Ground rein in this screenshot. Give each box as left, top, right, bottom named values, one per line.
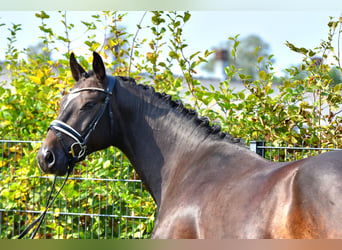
left=18, top=171, right=71, bottom=239
left=18, top=75, right=116, bottom=239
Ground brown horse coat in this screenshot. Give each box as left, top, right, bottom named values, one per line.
left=37, top=52, right=342, bottom=238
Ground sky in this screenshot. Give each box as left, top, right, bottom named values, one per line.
left=0, top=10, right=341, bottom=77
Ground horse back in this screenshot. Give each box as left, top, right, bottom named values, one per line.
left=287, top=151, right=342, bottom=238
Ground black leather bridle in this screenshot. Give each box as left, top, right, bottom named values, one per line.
left=18, top=75, right=117, bottom=239
left=48, top=75, right=116, bottom=171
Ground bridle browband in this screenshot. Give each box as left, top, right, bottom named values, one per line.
left=18, top=75, right=117, bottom=239
left=49, top=75, right=116, bottom=171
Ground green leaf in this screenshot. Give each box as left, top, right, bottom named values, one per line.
left=238, top=92, right=245, bottom=99
left=231, top=49, right=236, bottom=58
left=257, top=56, right=264, bottom=64
left=333, top=83, right=342, bottom=92
left=35, top=11, right=50, bottom=19
left=308, top=50, right=316, bottom=57
left=183, top=12, right=191, bottom=22
left=169, top=51, right=178, bottom=59
left=265, top=82, right=272, bottom=94
left=190, top=51, right=200, bottom=60
left=259, top=71, right=266, bottom=80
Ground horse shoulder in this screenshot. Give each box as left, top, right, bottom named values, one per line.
left=151, top=204, right=201, bottom=239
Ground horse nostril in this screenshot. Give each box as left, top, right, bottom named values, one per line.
left=45, top=150, right=55, bottom=168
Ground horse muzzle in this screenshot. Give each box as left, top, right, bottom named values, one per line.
left=37, top=141, right=69, bottom=176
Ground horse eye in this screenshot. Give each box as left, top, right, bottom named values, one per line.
left=81, top=102, right=96, bottom=110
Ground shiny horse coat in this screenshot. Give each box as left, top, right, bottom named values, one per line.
left=37, top=52, right=342, bottom=238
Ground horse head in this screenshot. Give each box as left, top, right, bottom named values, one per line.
left=37, top=52, right=118, bottom=176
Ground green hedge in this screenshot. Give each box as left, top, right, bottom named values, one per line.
left=0, top=11, right=341, bottom=238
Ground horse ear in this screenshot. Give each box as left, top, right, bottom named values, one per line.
left=70, top=53, right=86, bottom=82
left=92, top=52, right=106, bottom=81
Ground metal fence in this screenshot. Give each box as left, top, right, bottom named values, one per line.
left=2, top=139, right=341, bottom=239
left=0, top=139, right=156, bottom=239
left=250, top=141, right=342, bottom=161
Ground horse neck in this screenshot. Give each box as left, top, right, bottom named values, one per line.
left=112, top=81, right=179, bottom=205
left=111, top=79, right=258, bottom=206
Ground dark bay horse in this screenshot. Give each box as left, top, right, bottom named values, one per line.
left=37, top=52, right=342, bottom=238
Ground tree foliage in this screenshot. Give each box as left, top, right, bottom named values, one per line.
left=0, top=12, right=342, bottom=238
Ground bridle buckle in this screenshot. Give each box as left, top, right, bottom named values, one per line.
left=69, top=142, right=87, bottom=159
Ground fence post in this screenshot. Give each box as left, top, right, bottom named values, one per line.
left=249, top=141, right=265, bottom=157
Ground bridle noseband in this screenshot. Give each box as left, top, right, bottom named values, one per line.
left=48, top=75, right=117, bottom=172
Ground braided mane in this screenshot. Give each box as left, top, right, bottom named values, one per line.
left=132, top=80, right=245, bottom=146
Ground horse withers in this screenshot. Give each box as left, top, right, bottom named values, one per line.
left=37, top=52, right=342, bottom=238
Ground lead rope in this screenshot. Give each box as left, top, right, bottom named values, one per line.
left=18, top=170, right=71, bottom=239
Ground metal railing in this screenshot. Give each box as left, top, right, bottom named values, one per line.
left=0, top=139, right=156, bottom=239
left=3, top=139, right=340, bottom=239
left=250, top=141, right=342, bottom=162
